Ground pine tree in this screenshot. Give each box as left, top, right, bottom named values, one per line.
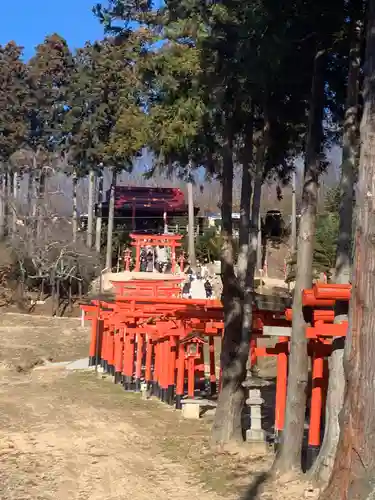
left=97, top=0, right=348, bottom=454
left=26, top=34, right=74, bottom=239
left=0, top=42, right=28, bottom=239
left=65, top=34, right=149, bottom=266
left=319, top=2, right=375, bottom=498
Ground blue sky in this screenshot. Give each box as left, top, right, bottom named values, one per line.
left=1, top=0, right=105, bottom=60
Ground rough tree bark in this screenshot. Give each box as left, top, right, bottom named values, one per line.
left=0, top=170, right=5, bottom=240
left=319, top=5, right=375, bottom=499
left=6, top=169, right=13, bottom=239
left=237, top=125, right=254, bottom=289
left=3, top=171, right=9, bottom=238
left=11, top=170, right=18, bottom=239
left=212, top=140, right=245, bottom=445
left=105, top=169, right=117, bottom=270
left=273, top=49, right=326, bottom=475
left=27, top=169, right=33, bottom=213
left=95, top=167, right=104, bottom=254
left=253, top=115, right=269, bottom=278
left=31, top=155, right=38, bottom=226
left=187, top=179, right=197, bottom=270
left=237, top=132, right=254, bottom=380
left=87, top=167, right=95, bottom=248
left=242, top=118, right=268, bottom=375
left=250, top=166, right=263, bottom=285
left=310, top=9, right=361, bottom=485
left=36, top=167, right=46, bottom=242
left=72, top=166, right=78, bottom=243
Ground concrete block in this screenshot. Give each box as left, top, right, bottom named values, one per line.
left=65, top=358, right=91, bottom=371
left=246, top=428, right=267, bottom=442
left=181, top=399, right=203, bottom=419
left=182, top=402, right=201, bottom=419
left=181, top=398, right=217, bottom=419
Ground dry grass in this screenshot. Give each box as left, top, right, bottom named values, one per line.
left=0, top=368, right=274, bottom=500
left=0, top=313, right=90, bottom=371
left=0, top=312, right=312, bottom=500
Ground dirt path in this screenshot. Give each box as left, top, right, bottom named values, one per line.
left=0, top=369, right=230, bottom=500
left=0, top=312, right=313, bottom=500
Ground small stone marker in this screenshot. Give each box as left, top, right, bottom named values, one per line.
left=182, top=400, right=201, bottom=419
left=245, top=388, right=266, bottom=443
left=141, top=382, right=150, bottom=400
left=242, top=376, right=271, bottom=452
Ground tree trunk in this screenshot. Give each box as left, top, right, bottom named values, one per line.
left=242, top=117, right=267, bottom=378
left=319, top=7, right=375, bottom=498
left=237, top=130, right=253, bottom=289
left=311, top=11, right=361, bottom=486
left=3, top=170, right=9, bottom=238
left=51, top=274, right=55, bottom=317
left=244, top=172, right=262, bottom=374
left=249, top=169, right=263, bottom=291
left=27, top=168, right=37, bottom=252
left=274, top=49, right=326, bottom=476
left=105, top=169, right=117, bottom=270
left=212, top=141, right=245, bottom=445
left=0, top=169, right=6, bottom=240
left=95, top=167, right=103, bottom=254
left=253, top=117, right=269, bottom=277
left=291, top=171, right=297, bottom=254
left=11, top=171, right=18, bottom=239
left=27, top=170, right=33, bottom=213
left=187, top=179, right=197, bottom=270
left=56, top=278, right=60, bottom=317
left=31, top=156, right=38, bottom=228
left=36, top=169, right=46, bottom=242
left=72, top=167, right=78, bottom=243
left=7, top=169, right=12, bottom=238
left=237, top=139, right=254, bottom=380
left=87, top=167, right=95, bottom=248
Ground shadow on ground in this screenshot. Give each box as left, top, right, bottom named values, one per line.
left=239, top=472, right=269, bottom=500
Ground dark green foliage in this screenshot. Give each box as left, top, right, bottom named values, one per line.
left=191, top=228, right=222, bottom=263
left=64, top=32, right=150, bottom=177
left=0, top=42, right=28, bottom=163
left=314, top=212, right=340, bottom=277
left=287, top=211, right=339, bottom=282
left=324, top=184, right=341, bottom=213
left=26, top=34, right=74, bottom=153
left=97, top=0, right=347, bottom=186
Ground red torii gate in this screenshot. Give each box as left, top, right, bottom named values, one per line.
left=130, top=233, right=183, bottom=273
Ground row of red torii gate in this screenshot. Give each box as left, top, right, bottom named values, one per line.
left=81, top=232, right=350, bottom=469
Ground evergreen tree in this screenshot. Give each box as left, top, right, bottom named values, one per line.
left=96, top=0, right=346, bottom=447
left=25, top=34, right=74, bottom=239
left=26, top=34, right=74, bottom=156
left=65, top=34, right=149, bottom=265
left=0, top=42, right=28, bottom=238
left=0, top=42, right=27, bottom=165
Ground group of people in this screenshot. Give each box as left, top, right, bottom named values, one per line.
left=139, top=246, right=172, bottom=274
left=182, top=266, right=213, bottom=299
left=138, top=246, right=214, bottom=300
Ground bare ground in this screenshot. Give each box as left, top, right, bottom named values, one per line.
left=0, top=313, right=313, bottom=500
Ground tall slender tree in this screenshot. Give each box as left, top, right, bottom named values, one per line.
left=274, top=47, right=327, bottom=474
left=26, top=34, right=74, bottom=240
left=0, top=42, right=28, bottom=239
left=96, top=0, right=331, bottom=445
left=319, top=2, right=375, bottom=498
left=311, top=0, right=364, bottom=485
